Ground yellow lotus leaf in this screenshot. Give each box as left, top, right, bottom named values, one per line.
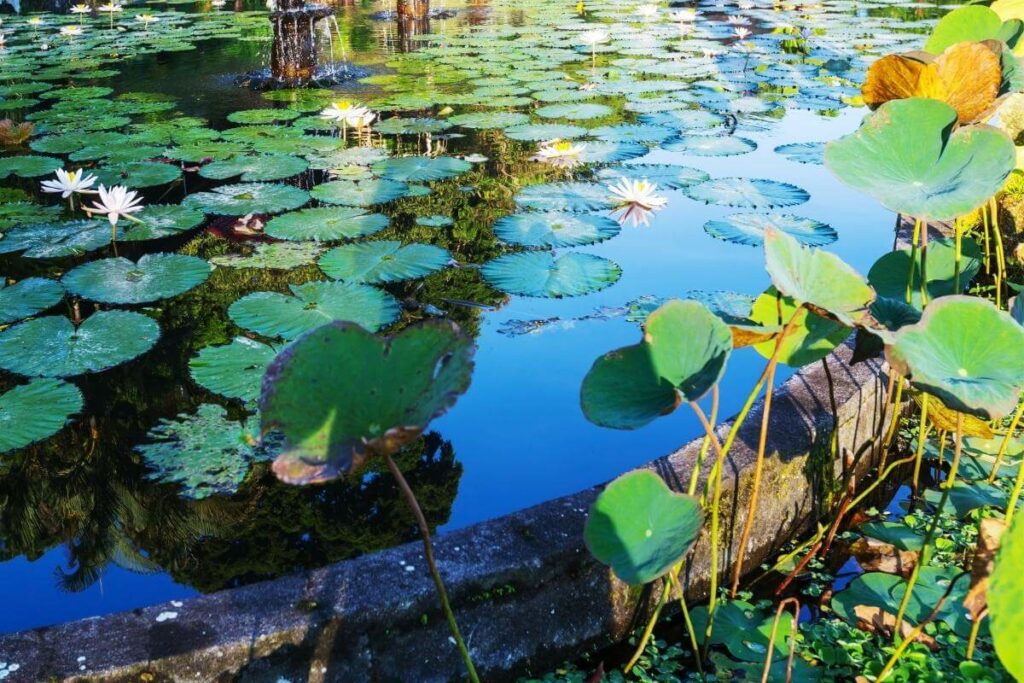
left=992, top=0, right=1024, bottom=23
left=862, top=42, right=1002, bottom=123
left=913, top=392, right=995, bottom=438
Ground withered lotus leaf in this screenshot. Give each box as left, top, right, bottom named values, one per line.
left=862, top=41, right=1002, bottom=123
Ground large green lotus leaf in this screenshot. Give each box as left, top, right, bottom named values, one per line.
left=931, top=434, right=1024, bottom=480
left=886, top=296, right=1024, bottom=419
left=764, top=229, right=874, bottom=326
left=310, top=179, right=410, bottom=207
left=189, top=337, right=276, bottom=403
left=318, top=241, right=451, bottom=284
left=136, top=404, right=266, bottom=500
left=867, top=237, right=981, bottom=309
left=493, top=212, right=620, bottom=248
left=832, top=568, right=972, bottom=636
left=750, top=288, right=850, bottom=367
left=260, top=320, right=474, bottom=482
left=0, top=220, right=111, bottom=258
left=120, top=204, right=205, bottom=241
left=990, top=516, right=1024, bottom=680
left=94, top=161, right=182, bottom=189
left=198, top=154, right=308, bottom=182
left=689, top=600, right=795, bottom=663
left=0, top=311, right=159, bottom=377
left=183, top=182, right=310, bottom=216
left=704, top=213, right=836, bottom=248
left=62, top=253, right=211, bottom=304
left=210, top=242, right=323, bottom=270
left=371, top=156, right=472, bottom=182
left=264, top=207, right=389, bottom=242
left=0, top=278, right=64, bottom=324
left=0, top=378, right=83, bottom=454
left=859, top=521, right=925, bottom=550
left=825, top=98, right=1015, bottom=220
left=228, top=281, right=400, bottom=340
left=514, top=182, right=616, bottom=212
left=0, top=155, right=62, bottom=179
left=685, top=177, right=809, bottom=209
left=925, top=6, right=1017, bottom=54
left=581, top=300, right=732, bottom=429
left=584, top=470, right=702, bottom=584
left=921, top=480, right=1009, bottom=516
left=481, top=251, right=621, bottom=298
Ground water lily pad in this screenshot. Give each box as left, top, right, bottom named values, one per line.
left=260, top=320, right=474, bottom=482
left=503, top=123, right=587, bottom=141
left=584, top=470, right=703, bottom=584
left=515, top=182, right=615, bottom=212
left=774, top=142, right=825, bottom=165
left=189, top=337, right=276, bottom=403
left=449, top=111, right=530, bottom=129
left=581, top=300, right=733, bottom=429
left=481, top=251, right=621, bottom=298
left=536, top=103, right=613, bottom=120
left=662, top=134, right=757, bottom=156
left=199, top=154, right=308, bottom=182
left=596, top=164, right=709, bottom=190
left=859, top=521, right=925, bottom=550
left=493, top=212, right=620, bottom=248
left=264, top=207, right=389, bottom=242
left=886, top=296, right=1024, bottom=419
left=924, top=5, right=1019, bottom=54
left=183, top=182, right=310, bottom=216
left=686, top=177, right=810, bottom=209
left=229, top=281, right=400, bottom=340
left=120, top=204, right=206, bottom=241
left=62, top=253, right=211, bottom=304
left=210, top=242, right=323, bottom=270
left=0, top=378, right=83, bottom=454
left=371, top=156, right=472, bottom=182
left=832, top=568, right=972, bottom=637
left=0, top=220, right=111, bottom=258
left=310, top=178, right=410, bottom=207
left=825, top=98, right=1014, bottom=220
left=704, top=213, right=836, bottom=248
left=0, top=311, right=159, bottom=377
left=137, top=404, right=265, bottom=500
left=318, top=241, right=451, bottom=284
left=0, top=155, right=62, bottom=179
left=94, top=161, right=182, bottom=188
left=690, top=600, right=796, bottom=663
left=764, top=229, right=874, bottom=326
left=0, top=278, right=64, bottom=324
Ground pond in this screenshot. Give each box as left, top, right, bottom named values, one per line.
left=0, top=0, right=947, bottom=634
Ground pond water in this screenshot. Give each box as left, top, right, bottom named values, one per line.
left=0, top=0, right=948, bottom=633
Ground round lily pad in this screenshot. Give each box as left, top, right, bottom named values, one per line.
left=0, top=311, right=160, bottom=377
left=0, top=378, right=83, bottom=454
left=94, top=161, right=182, bottom=188
left=503, top=123, right=587, bottom=141
left=310, top=179, right=410, bottom=207
left=264, top=207, right=389, bottom=242
left=448, top=111, right=530, bottom=129
left=189, top=337, right=276, bottom=403
left=0, top=277, right=65, bottom=324
left=774, top=142, right=825, bottom=165
left=210, top=242, right=323, bottom=270
left=584, top=470, right=703, bottom=584
left=662, top=134, right=757, bottom=156
left=371, top=156, right=472, bottom=182
left=481, top=251, right=622, bottom=298
left=515, top=182, right=616, bottom=212
left=704, top=213, right=836, bottom=247
left=318, top=241, right=451, bottom=284
left=493, top=211, right=620, bottom=248
left=536, top=103, right=613, bottom=120
left=0, top=155, right=62, bottom=179
left=62, top=253, right=211, bottom=304
left=0, top=220, right=111, bottom=258
left=120, top=204, right=206, bottom=241
left=596, top=164, right=710, bottom=190
left=228, top=281, right=400, bottom=340
left=686, top=177, right=810, bottom=209
left=183, top=182, right=310, bottom=216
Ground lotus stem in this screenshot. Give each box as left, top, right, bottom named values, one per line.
left=911, top=396, right=929, bottom=495
left=667, top=569, right=703, bottom=677
left=688, top=385, right=719, bottom=497
left=919, top=221, right=929, bottom=306
left=989, top=398, right=1024, bottom=483
left=990, top=198, right=1005, bottom=309
left=624, top=577, right=672, bottom=673
left=893, top=412, right=962, bottom=635
left=822, top=357, right=841, bottom=475
left=905, top=218, right=921, bottom=305
left=954, top=217, right=962, bottom=293
left=1005, top=428, right=1024, bottom=526
left=966, top=608, right=986, bottom=660
left=882, top=375, right=905, bottom=452
left=761, top=597, right=799, bottom=683
left=982, top=203, right=992, bottom=275
left=878, top=371, right=897, bottom=470
left=383, top=452, right=480, bottom=683
left=729, top=308, right=805, bottom=598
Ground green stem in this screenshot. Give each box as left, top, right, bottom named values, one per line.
left=912, top=396, right=929, bottom=495
left=667, top=569, right=703, bottom=677
left=906, top=218, right=921, bottom=305
left=966, top=610, right=985, bottom=660
left=624, top=578, right=671, bottom=674
left=688, top=385, right=719, bottom=497
left=991, top=198, right=1005, bottom=309
left=919, top=222, right=929, bottom=306
left=989, top=398, right=1024, bottom=483
left=954, top=217, right=962, bottom=294
left=383, top=453, right=480, bottom=683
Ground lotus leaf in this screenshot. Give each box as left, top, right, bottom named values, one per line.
left=318, top=241, right=451, bottom=284
left=371, top=156, right=472, bottom=182
left=832, top=568, right=972, bottom=636
left=990, top=515, right=1024, bottom=680
left=689, top=600, right=796, bottom=663
left=750, top=288, right=851, bottom=367
left=704, top=213, right=836, bottom=248
left=264, top=207, right=389, bottom=242
left=183, top=182, right=310, bottom=216
left=310, top=179, right=410, bottom=207
left=924, top=5, right=1021, bottom=55
left=867, top=236, right=982, bottom=308
left=199, top=154, right=308, bottom=182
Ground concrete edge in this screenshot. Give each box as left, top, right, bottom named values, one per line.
left=0, top=220, right=920, bottom=682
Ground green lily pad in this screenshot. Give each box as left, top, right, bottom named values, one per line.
left=689, top=600, right=796, bottom=663
left=0, top=155, right=62, bottom=179
left=832, top=568, right=972, bottom=637
left=925, top=5, right=1019, bottom=54
left=310, top=179, right=410, bottom=207
left=63, top=254, right=210, bottom=305
left=371, top=156, right=472, bottom=182
left=94, top=161, right=182, bottom=188
left=228, top=281, right=400, bottom=340
left=492, top=212, right=620, bottom=248
left=581, top=300, right=733, bottom=429
left=210, top=242, right=324, bottom=270
left=0, top=220, right=111, bottom=258
left=859, top=521, right=925, bottom=550
left=825, top=98, right=1015, bottom=220
left=481, top=251, right=621, bottom=298
left=704, top=213, right=836, bottom=248
left=0, top=278, right=65, bottom=324
left=136, top=404, right=265, bottom=500
left=260, top=320, right=474, bottom=483
left=199, top=154, right=309, bottom=182
left=264, top=207, right=389, bottom=242
left=183, top=182, right=310, bottom=216
left=515, top=182, right=615, bottom=212
left=318, top=241, right=451, bottom=284
left=584, top=469, right=703, bottom=584
left=922, top=480, right=1008, bottom=516
left=0, top=311, right=159, bottom=377
left=764, top=229, right=874, bottom=326
left=596, top=164, right=710, bottom=190
left=0, top=378, right=83, bottom=454
left=189, top=337, right=276, bottom=403
left=886, top=296, right=1024, bottom=419
left=686, top=178, right=810, bottom=209
left=536, top=103, right=613, bottom=120
left=120, top=204, right=206, bottom=241
left=990, top=515, right=1024, bottom=680
left=449, top=111, right=530, bottom=129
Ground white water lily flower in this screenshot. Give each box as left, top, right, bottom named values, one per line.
left=87, top=185, right=145, bottom=233
left=734, top=26, right=751, bottom=40
left=578, top=29, right=609, bottom=46
left=670, top=8, right=696, bottom=22
left=608, top=177, right=668, bottom=212
left=635, top=3, right=659, bottom=18
left=136, top=13, right=160, bottom=24
left=69, top=3, right=91, bottom=14
left=531, top=139, right=587, bottom=169
left=0, top=32, right=5, bottom=46
left=212, top=0, right=227, bottom=7
left=321, top=100, right=370, bottom=125
left=345, top=109, right=376, bottom=128
left=41, top=168, right=98, bottom=200
left=60, top=25, right=84, bottom=36
left=727, top=14, right=749, bottom=24
left=739, top=0, right=755, bottom=8
left=28, top=17, right=44, bottom=26
left=98, top=2, right=123, bottom=12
